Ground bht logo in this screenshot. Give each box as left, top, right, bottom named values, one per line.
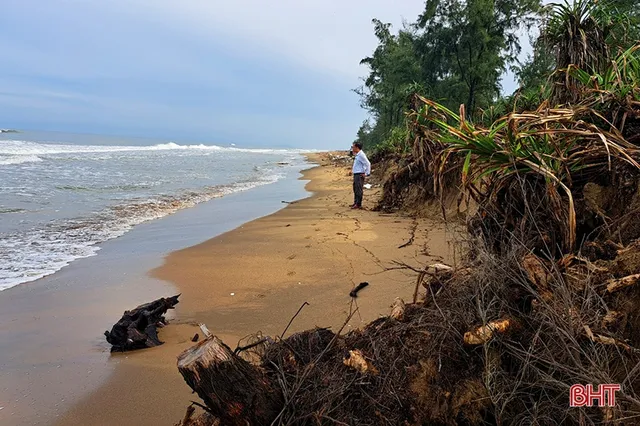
left=570, top=384, right=620, bottom=407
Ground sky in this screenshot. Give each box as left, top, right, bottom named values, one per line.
left=0, top=0, right=526, bottom=149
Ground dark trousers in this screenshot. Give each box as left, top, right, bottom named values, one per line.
left=353, top=173, right=364, bottom=207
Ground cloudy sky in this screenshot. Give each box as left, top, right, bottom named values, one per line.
left=0, top=0, right=522, bottom=149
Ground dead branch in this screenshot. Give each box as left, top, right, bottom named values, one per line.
left=606, top=274, right=640, bottom=293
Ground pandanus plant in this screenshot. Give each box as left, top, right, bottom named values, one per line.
left=569, top=44, right=640, bottom=133
left=414, top=95, right=640, bottom=252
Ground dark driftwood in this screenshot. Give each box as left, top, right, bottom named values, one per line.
left=177, top=335, right=282, bottom=426
left=104, top=294, right=180, bottom=351
left=349, top=281, right=369, bottom=298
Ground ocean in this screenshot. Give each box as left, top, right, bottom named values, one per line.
left=0, top=131, right=310, bottom=291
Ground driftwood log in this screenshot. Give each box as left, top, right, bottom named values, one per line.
left=177, top=335, right=282, bottom=426
left=104, top=294, right=180, bottom=351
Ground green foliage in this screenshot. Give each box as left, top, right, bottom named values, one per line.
left=515, top=37, right=556, bottom=92
left=545, top=0, right=611, bottom=73
left=355, top=0, right=640, bottom=166
left=542, top=0, right=640, bottom=103
left=415, top=96, right=640, bottom=250
left=355, top=0, right=542, bottom=152
left=416, top=0, right=540, bottom=112
left=354, top=20, right=421, bottom=148
left=569, top=44, right=640, bottom=132
left=372, top=126, right=410, bottom=159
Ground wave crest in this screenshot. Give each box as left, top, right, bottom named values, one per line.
left=0, top=155, right=43, bottom=165
left=0, top=140, right=312, bottom=156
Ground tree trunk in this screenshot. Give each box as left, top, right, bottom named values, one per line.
left=177, top=336, right=282, bottom=426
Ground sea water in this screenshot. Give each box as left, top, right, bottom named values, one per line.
left=0, top=131, right=310, bottom=291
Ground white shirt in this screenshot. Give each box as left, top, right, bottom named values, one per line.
left=352, top=150, right=371, bottom=175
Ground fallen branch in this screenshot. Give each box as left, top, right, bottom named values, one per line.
left=606, top=274, right=640, bottom=293
left=281, top=302, right=310, bottom=339
left=234, top=337, right=273, bottom=355
left=413, top=271, right=427, bottom=304
left=583, top=325, right=634, bottom=352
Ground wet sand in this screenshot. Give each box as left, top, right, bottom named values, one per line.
left=56, top=153, right=460, bottom=425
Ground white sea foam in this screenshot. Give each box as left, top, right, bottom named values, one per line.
left=0, top=155, right=43, bottom=165
left=0, top=140, right=315, bottom=156
left=0, top=171, right=286, bottom=291
left=0, top=135, right=309, bottom=291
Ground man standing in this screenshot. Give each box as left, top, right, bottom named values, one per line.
left=351, top=142, right=371, bottom=209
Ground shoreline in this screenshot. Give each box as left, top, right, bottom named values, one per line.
left=0, top=161, right=310, bottom=426
left=55, top=153, right=458, bottom=425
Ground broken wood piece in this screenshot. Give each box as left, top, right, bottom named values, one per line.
left=583, top=325, right=633, bottom=352
left=199, top=323, right=212, bottom=338
left=464, top=319, right=513, bottom=345
left=427, top=263, right=453, bottom=274
left=177, top=335, right=281, bottom=426
left=390, top=298, right=406, bottom=321
left=191, top=333, right=199, bottom=343
left=606, top=274, right=640, bottom=293
left=104, top=294, right=180, bottom=352
left=413, top=271, right=426, bottom=303
left=343, top=349, right=379, bottom=375
left=349, top=282, right=369, bottom=298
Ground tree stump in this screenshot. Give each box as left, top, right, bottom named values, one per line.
left=177, top=336, right=282, bottom=426
left=104, top=294, right=180, bottom=351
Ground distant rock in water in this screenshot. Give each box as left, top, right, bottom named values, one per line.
left=0, top=129, right=19, bottom=133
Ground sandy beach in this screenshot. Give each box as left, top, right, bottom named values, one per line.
left=53, top=153, right=458, bottom=425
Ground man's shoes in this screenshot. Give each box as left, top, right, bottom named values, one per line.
left=351, top=205, right=362, bottom=210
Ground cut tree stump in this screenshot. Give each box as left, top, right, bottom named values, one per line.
left=177, top=335, right=282, bottom=426
left=104, top=294, right=179, bottom=351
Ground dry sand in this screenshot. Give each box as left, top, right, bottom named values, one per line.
left=57, top=153, right=460, bottom=425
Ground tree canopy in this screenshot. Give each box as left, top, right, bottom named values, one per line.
left=355, top=0, right=639, bottom=151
